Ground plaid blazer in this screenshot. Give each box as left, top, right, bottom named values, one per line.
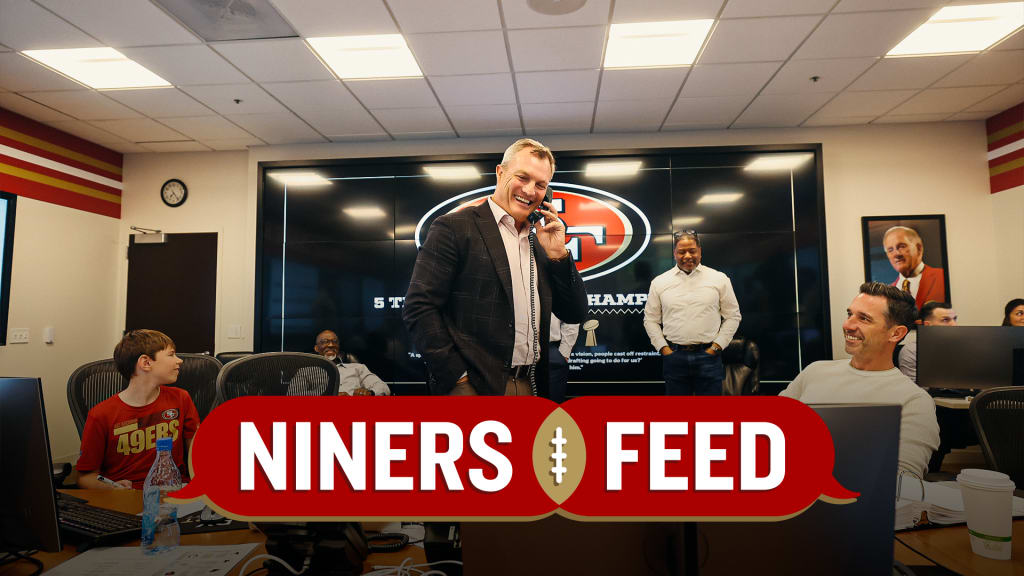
left=404, top=201, right=587, bottom=396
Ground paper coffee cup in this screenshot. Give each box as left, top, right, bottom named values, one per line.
left=957, top=468, right=1015, bottom=560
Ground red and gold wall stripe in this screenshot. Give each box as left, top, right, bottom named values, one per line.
left=986, top=101, right=1023, bottom=195
left=0, top=107, right=122, bottom=218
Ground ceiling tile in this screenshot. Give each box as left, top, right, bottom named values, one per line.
left=407, top=30, right=508, bottom=76
left=211, top=39, right=333, bottom=82
left=0, top=43, right=11, bottom=52
left=946, top=111, right=993, bottom=121
left=263, top=80, right=385, bottom=136
left=430, top=74, right=515, bottom=106
left=201, top=136, right=264, bottom=150
left=390, top=0, right=501, bottom=33
left=140, top=141, right=211, bottom=153
left=0, top=0, right=100, bottom=50
left=22, top=91, right=141, bottom=120
left=501, top=0, right=611, bottom=29
left=763, top=57, right=877, bottom=94
left=328, top=133, right=392, bottom=142
left=104, top=88, right=213, bottom=118
left=934, top=50, right=1024, bottom=87
left=102, top=141, right=150, bottom=153
left=888, top=85, right=1006, bottom=115
left=833, top=0, right=948, bottom=12
left=965, top=83, right=1024, bottom=113
left=874, top=113, right=951, bottom=124
left=516, top=69, right=599, bottom=103
left=371, top=106, right=453, bottom=135
left=0, top=92, right=74, bottom=122
left=732, top=92, right=835, bottom=127
left=224, top=112, right=327, bottom=144
left=35, top=0, right=199, bottom=46
left=848, top=55, right=972, bottom=90
left=815, top=90, right=917, bottom=116
left=119, top=45, right=250, bottom=86
left=89, top=118, right=186, bottom=142
left=521, top=101, right=593, bottom=133
left=612, top=0, right=723, bottom=22
left=793, top=10, right=933, bottom=59
left=992, top=29, right=1024, bottom=51
left=159, top=116, right=255, bottom=140
left=0, top=52, right=85, bottom=92
left=345, top=78, right=437, bottom=109
left=45, top=119, right=131, bottom=144
left=699, top=16, right=821, bottom=64
left=665, top=95, right=750, bottom=125
left=680, top=62, right=781, bottom=98
left=445, top=104, right=521, bottom=134
left=600, top=67, right=687, bottom=101
left=268, top=0, right=396, bottom=36
left=508, top=27, right=605, bottom=72
left=662, top=121, right=730, bottom=130
left=721, top=0, right=834, bottom=18
left=802, top=115, right=876, bottom=126
left=179, top=84, right=287, bottom=114
left=594, top=98, right=671, bottom=132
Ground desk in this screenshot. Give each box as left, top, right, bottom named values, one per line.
left=896, top=519, right=1024, bottom=576
left=934, top=397, right=971, bottom=409
left=3, top=490, right=425, bottom=576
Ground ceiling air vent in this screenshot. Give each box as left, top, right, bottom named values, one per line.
left=153, top=0, right=297, bottom=42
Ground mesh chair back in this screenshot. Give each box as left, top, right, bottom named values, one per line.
left=174, top=354, right=222, bottom=421
left=969, top=386, right=1024, bottom=487
left=721, top=338, right=760, bottom=395
left=67, top=359, right=128, bottom=438
left=215, top=352, right=340, bottom=404
left=216, top=351, right=252, bottom=365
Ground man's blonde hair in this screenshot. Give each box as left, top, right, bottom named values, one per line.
left=883, top=225, right=922, bottom=245
left=500, top=138, right=555, bottom=175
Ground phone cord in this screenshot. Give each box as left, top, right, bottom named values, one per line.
left=528, top=232, right=538, bottom=396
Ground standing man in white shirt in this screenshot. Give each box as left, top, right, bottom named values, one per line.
left=643, top=230, right=741, bottom=395
left=548, top=314, right=580, bottom=402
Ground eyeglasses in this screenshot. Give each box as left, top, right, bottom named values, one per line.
left=316, top=337, right=339, bottom=346
left=673, top=229, right=700, bottom=245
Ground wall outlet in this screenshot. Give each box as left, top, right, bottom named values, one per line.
left=9, top=328, right=30, bottom=344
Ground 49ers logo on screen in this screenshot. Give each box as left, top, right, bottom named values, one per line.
left=415, top=183, right=651, bottom=281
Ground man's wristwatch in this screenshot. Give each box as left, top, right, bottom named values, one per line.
left=709, top=343, right=722, bottom=354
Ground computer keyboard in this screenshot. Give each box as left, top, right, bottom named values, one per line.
left=56, top=492, right=141, bottom=548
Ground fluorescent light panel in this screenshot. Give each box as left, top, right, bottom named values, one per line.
left=584, top=161, right=642, bottom=178
left=424, top=165, right=481, bottom=180
left=697, top=192, right=743, bottom=204
left=343, top=206, right=387, bottom=219
left=21, top=47, right=170, bottom=89
left=674, top=216, right=704, bottom=226
left=269, top=172, right=331, bottom=187
left=604, top=20, right=714, bottom=68
left=744, top=154, right=814, bottom=172
left=307, top=35, right=422, bottom=79
left=887, top=3, right=1024, bottom=56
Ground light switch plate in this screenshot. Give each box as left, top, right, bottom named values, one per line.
left=9, top=328, right=30, bottom=344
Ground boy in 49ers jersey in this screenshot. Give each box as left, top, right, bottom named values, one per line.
left=77, top=329, right=199, bottom=489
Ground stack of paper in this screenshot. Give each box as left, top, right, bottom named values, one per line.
left=895, top=477, right=1024, bottom=530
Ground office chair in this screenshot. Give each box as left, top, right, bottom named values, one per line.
left=214, top=352, right=340, bottom=405
left=215, top=351, right=252, bottom=365
left=174, top=353, right=222, bottom=421
left=67, top=359, right=128, bottom=438
left=969, top=386, right=1024, bottom=487
left=721, top=338, right=760, bottom=395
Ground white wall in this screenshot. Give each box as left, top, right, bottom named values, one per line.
left=0, top=198, right=121, bottom=460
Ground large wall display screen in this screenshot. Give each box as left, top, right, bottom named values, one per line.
left=257, top=146, right=829, bottom=395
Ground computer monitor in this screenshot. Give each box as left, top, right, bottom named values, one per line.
left=0, top=377, right=62, bottom=554
left=917, top=326, right=1024, bottom=389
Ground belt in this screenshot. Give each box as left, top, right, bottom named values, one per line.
left=667, top=341, right=713, bottom=352
left=506, top=365, right=534, bottom=379
left=549, top=340, right=561, bottom=346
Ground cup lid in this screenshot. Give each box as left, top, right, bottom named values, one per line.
left=957, top=468, right=1015, bottom=490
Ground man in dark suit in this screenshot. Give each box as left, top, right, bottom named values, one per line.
left=404, top=138, right=587, bottom=396
left=883, top=226, right=946, bottom=308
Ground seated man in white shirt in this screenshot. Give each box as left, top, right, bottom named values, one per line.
left=898, top=301, right=957, bottom=384
left=311, top=329, right=391, bottom=396
left=780, top=282, right=939, bottom=477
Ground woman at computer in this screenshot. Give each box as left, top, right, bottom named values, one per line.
left=1002, top=298, right=1024, bottom=327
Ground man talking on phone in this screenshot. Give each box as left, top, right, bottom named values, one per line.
left=404, top=138, right=587, bottom=396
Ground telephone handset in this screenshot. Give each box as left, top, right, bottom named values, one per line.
left=527, top=185, right=553, bottom=224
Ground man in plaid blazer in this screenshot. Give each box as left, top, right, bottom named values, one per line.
left=404, top=139, right=587, bottom=396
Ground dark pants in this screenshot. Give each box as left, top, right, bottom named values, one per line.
left=548, top=342, right=569, bottom=403
left=663, top=349, right=723, bottom=395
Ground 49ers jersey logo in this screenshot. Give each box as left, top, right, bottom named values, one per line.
left=415, top=183, right=650, bottom=281
left=162, top=408, right=178, bottom=420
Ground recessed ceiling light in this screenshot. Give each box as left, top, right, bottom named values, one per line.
left=887, top=2, right=1024, bottom=56
left=744, top=154, right=814, bottom=172
left=307, top=35, right=422, bottom=80
left=268, top=172, right=331, bottom=187
left=674, top=216, right=704, bottom=226
left=604, top=20, right=715, bottom=68
left=584, top=161, right=642, bottom=178
left=343, top=206, right=387, bottom=219
left=20, top=48, right=170, bottom=90
left=697, top=192, right=743, bottom=204
left=424, top=165, right=481, bottom=180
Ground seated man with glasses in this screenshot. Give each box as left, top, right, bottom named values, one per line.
left=295, top=329, right=391, bottom=396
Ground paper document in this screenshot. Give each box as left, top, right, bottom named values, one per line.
left=43, top=543, right=259, bottom=576
left=895, top=477, right=1024, bottom=530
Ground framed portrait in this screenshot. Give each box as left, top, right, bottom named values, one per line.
left=861, top=214, right=951, bottom=307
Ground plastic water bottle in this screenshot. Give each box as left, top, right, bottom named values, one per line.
left=141, top=437, right=181, bottom=555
